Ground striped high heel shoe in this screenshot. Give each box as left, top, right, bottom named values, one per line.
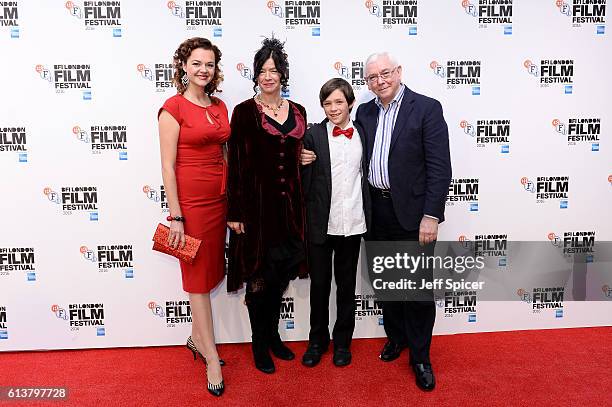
left=186, top=336, right=225, bottom=366
left=206, top=379, right=225, bottom=397
left=186, top=336, right=225, bottom=397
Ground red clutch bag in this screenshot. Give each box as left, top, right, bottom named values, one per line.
left=152, top=223, right=202, bottom=264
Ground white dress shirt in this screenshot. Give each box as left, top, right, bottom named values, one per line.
left=326, top=120, right=367, bottom=236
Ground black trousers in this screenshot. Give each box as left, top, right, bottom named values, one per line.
left=244, top=243, right=301, bottom=345
left=308, top=234, right=362, bottom=349
left=369, top=189, right=436, bottom=365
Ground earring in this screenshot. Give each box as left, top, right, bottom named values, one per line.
left=181, top=73, right=189, bottom=86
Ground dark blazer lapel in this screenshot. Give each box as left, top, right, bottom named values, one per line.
left=389, top=85, right=415, bottom=154
left=364, top=102, right=378, bottom=162
left=315, top=119, right=332, bottom=199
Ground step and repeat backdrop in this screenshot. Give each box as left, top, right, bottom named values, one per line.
left=1, top=1, right=611, bottom=351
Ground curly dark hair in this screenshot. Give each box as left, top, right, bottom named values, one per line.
left=252, top=37, right=289, bottom=94
left=172, top=37, right=223, bottom=96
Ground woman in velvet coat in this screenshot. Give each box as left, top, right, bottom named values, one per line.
left=226, top=38, right=308, bottom=374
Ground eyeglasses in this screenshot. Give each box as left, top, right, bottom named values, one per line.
left=365, top=66, right=399, bottom=84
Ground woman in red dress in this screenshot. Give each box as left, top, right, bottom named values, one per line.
left=158, top=37, right=229, bottom=397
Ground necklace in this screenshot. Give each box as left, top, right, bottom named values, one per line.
left=256, top=94, right=284, bottom=117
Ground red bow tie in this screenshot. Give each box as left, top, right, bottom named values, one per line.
left=332, top=126, right=354, bottom=139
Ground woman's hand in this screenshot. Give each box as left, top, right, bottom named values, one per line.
left=168, top=220, right=186, bottom=249
left=227, top=222, right=245, bottom=234
left=301, top=149, right=316, bottom=165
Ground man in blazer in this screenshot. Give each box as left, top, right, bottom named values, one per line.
left=300, top=78, right=371, bottom=368
left=355, top=52, right=452, bottom=391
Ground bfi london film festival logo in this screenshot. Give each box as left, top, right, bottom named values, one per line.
left=364, top=0, right=418, bottom=35
left=442, top=288, right=477, bottom=322
left=80, top=244, right=134, bottom=278
left=521, top=176, right=569, bottom=209
left=355, top=294, right=384, bottom=326
left=51, top=303, right=106, bottom=336
left=43, top=186, right=99, bottom=221
left=459, top=234, right=508, bottom=266
left=137, top=63, right=175, bottom=93
left=555, top=0, right=606, bottom=34
left=64, top=1, right=122, bottom=37
left=281, top=297, right=295, bottom=329
left=461, top=0, right=513, bottom=35
left=0, top=126, right=28, bottom=162
left=166, top=0, right=223, bottom=36
left=35, top=64, right=92, bottom=100
left=602, top=285, right=612, bottom=299
left=548, top=231, right=595, bottom=262
left=0, top=306, right=7, bottom=340
left=72, top=124, right=128, bottom=160
left=516, top=287, right=564, bottom=317
left=0, top=247, right=36, bottom=281
left=148, top=300, right=192, bottom=327
left=459, top=119, right=510, bottom=154
left=237, top=61, right=291, bottom=97
left=523, top=58, right=574, bottom=94
left=551, top=117, right=601, bottom=152
left=333, top=60, right=366, bottom=90
left=0, top=1, right=19, bottom=38
left=430, top=60, right=481, bottom=95
left=143, top=185, right=169, bottom=213
left=446, top=178, right=479, bottom=212
left=236, top=62, right=253, bottom=81
left=266, top=0, right=321, bottom=36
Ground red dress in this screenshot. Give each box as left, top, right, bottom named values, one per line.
left=159, top=94, right=230, bottom=293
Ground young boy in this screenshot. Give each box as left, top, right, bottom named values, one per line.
left=301, top=78, right=370, bottom=367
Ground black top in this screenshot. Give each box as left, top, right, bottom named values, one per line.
left=265, top=106, right=296, bottom=135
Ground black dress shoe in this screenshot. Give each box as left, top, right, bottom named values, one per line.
left=301, top=343, right=327, bottom=367
left=332, top=348, right=352, bottom=367
left=379, top=340, right=406, bottom=362
left=412, top=363, right=436, bottom=391
left=270, top=337, right=295, bottom=361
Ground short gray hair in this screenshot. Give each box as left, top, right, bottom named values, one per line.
left=365, top=52, right=399, bottom=71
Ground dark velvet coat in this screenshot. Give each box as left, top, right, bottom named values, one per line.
left=226, top=98, right=308, bottom=292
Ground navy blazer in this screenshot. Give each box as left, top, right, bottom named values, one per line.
left=355, top=85, right=452, bottom=231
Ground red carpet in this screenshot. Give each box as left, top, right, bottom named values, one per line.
left=2, top=327, right=610, bottom=406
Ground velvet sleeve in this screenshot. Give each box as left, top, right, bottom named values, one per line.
left=227, top=104, right=247, bottom=222
left=297, top=104, right=307, bottom=130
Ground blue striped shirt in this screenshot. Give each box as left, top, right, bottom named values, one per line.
left=368, top=85, right=406, bottom=189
